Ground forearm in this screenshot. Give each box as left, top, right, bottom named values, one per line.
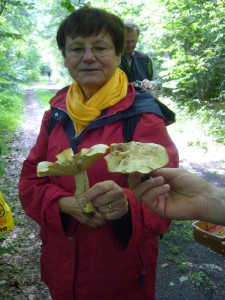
left=202, top=186, right=225, bottom=225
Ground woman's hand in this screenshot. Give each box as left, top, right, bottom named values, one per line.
left=59, top=196, right=104, bottom=228
left=78, top=181, right=129, bottom=220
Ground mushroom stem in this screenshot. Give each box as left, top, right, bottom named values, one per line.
left=75, top=171, right=96, bottom=217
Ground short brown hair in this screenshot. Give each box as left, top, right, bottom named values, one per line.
left=56, top=6, right=125, bottom=57
left=124, top=21, right=140, bottom=36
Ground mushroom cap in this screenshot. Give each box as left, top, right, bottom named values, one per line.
left=37, top=144, right=109, bottom=177
left=104, top=141, right=169, bottom=174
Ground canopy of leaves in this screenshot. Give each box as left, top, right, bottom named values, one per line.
left=158, top=0, right=225, bottom=100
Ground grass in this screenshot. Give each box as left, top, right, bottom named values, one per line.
left=34, top=89, right=56, bottom=109
left=0, top=90, right=24, bottom=176
left=189, top=271, right=215, bottom=293
left=165, top=220, right=194, bottom=242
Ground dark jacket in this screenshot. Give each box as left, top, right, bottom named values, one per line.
left=120, top=50, right=162, bottom=89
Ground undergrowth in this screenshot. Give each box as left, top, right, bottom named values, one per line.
left=162, top=96, right=225, bottom=145
left=0, top=90, right=24, bottom=176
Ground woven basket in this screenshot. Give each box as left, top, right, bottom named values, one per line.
left=192, top=221, right=225, bottom=255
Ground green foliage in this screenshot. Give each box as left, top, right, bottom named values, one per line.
left=60, top=0, right=76, bottom=12
left=148, top=0, right=225, bottom=144
left=0, top=245, right=9, bottom=255
left=0, top=0, right=42, bottom=93
left=34, top=89, right=56, bottom=109
left=0, top=90, right=24, bottom=175
left=170, top=221, right=194, bottom=242
left=0, top=233, right=9, bottom=255
left=0, top=90, right=24, bottom=131
left=189, top=271, right=215, bottom=292
left=158, top=0, right=225, bottom=101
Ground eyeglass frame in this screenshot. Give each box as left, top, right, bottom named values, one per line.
left=65, top=45, right=114, bottom=58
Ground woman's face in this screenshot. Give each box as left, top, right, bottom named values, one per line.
left=64, top=30, right=121, bottom=99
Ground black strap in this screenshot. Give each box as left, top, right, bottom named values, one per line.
left=49, top=108, right=76, bottom=148
left=122, top=114, right=141, bottom=142
left=134, top=89, right=175, bottom=124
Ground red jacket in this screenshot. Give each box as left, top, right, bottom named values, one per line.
left=19, top=84, right=179, bottom=300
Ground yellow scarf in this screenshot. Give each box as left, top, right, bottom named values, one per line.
left=66, top=68, right=128, bottom=133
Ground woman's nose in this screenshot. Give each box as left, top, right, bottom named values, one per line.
left=82, top=48, right=96, bottom=62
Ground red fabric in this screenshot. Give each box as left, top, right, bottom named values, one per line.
left=18, top=84, right=179, bottom=300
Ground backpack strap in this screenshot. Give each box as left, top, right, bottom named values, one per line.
left=122, top=114, right=141, bottom=142
left=122, top=89, right=175, bottom=142
left=48, top=90, right=175, bottom=146
left=49, top=107, right=76, bottom=149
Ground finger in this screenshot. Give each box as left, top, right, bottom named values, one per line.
left=98, top=202, right=116, bottom=215
left=150, top=168, right=185, bottom=181
left=87, top=220, right=104, bottom=228
left=92, top=186, right=126, bottom=208
left=142, top=184, right=170, bottom=202
left=104, top=210, right=128, bottom=220
left=132, top=177, right=165, bottom=199
left=78, top=181, right=113, bottom=205
left=79, top=213, right=105, bottom=228
left=128, top=172, right=143, bottom=189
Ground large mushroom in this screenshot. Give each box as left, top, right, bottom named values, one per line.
left=37, top=144, right=109, bottom=216
left=104, top=141, right=169, bottom=174
left=37, top=141, right=168, bottom=216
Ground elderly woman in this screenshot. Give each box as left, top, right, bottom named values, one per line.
left=19, top=6, right=179, bottom=300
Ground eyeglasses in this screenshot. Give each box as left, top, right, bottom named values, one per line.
left=65, top=46, right=114, bottom=58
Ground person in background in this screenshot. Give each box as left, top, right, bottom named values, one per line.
left=18, top=6, right=178, bottom=300
left=129, top=168, right=225, bottom=226
left=120, top=21, right=162, bottom=98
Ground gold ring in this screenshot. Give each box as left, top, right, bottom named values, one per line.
left=108, top=204, right=113, bottom=213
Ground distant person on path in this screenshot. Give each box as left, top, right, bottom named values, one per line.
left=120, top=21, right=162, bottom=98
left=18, top=6, right=178, bottom=300
left=47, top=70, right=52, bottom=81
left=129, top=168, right=225, bottom=226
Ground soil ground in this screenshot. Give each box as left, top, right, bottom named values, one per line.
left=0, top=83, right=225, bottom=299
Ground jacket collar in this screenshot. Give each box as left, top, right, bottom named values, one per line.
left=49, top=83, right=136, bottom=115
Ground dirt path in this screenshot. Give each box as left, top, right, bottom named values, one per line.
left=0, top=85, right=225, bottom=299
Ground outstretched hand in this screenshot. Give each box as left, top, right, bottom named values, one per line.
left=128, top=168, right=211, bottom=221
